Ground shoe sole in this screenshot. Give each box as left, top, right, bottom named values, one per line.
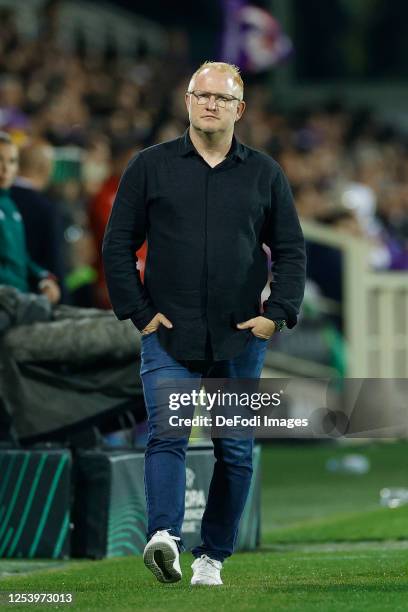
left=191, top=579, right=223, bottom=586
left=143, top=540, right=182, bottom=583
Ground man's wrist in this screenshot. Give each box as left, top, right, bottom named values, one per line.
left=271, top=319, right=287, bottom=333
left=130, top=307, right=158, bottom=332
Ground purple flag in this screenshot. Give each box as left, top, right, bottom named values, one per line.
left=220, top=0, right=293, bottom=72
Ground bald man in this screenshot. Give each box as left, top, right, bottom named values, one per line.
left=11, top=140, right=66, bottom=292
left=103, top=62, right=306, bottom=586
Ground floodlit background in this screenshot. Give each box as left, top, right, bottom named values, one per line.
left=2, top=0, right=408, bottom=377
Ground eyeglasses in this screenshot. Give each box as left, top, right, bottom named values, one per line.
left=187, top=90, right=242, bottom=108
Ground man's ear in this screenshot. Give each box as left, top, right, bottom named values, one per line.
left=235, top=100, right=246, bottom=122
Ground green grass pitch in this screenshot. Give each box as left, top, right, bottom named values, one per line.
left=1, top=441, right=408, bottom=611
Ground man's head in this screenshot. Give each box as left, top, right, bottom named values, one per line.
left=18, top=140, right=54, bottom=190
left=185, top=61, right=246, bottom=136
left=0, top=131, right=18, bottom=190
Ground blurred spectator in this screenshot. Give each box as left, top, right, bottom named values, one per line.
left=0, top=8, right=20, bottom=58
left=88, top=138, right=146, bottom=309
left=0, top=75, right=29, bottom=135
left=0, top=131, right=60, bottom=303
left=11, top=140, right=66, bottom=292
left=307, top=208, right=363, bottom=307
left=307, top=204, right=408, bottom=309
left=0, top=2, right=406, bottom=313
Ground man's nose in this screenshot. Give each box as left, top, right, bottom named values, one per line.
left=206, top=95, right=217, bottom=110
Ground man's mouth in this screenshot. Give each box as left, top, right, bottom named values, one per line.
left=201, top=115, right=219, bottom=119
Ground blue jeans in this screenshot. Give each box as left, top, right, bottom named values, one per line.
left=140, top=330, right=268, bottom=562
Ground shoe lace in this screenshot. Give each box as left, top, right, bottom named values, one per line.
left=194, top=554, right=221, bottom=571
left=154, top=529, right=181, bottom=541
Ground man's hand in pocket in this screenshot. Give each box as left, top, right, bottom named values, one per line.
left=142, top=313, right=173, bottom=335
left=236, top=316, right=276, bottom=339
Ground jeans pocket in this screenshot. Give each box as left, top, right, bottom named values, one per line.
left=252, top=334, right=269, bottom=342
left=141, top=330, right=158, bottom=341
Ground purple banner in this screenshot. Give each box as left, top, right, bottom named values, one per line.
left=220, top=0, right=293, bottom=72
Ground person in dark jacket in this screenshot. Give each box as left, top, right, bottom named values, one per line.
left=0, top=131, right=60, bottom=303
left=10, top=139, right=66, bottom=288
left=103, top=62, right=306, bottom=586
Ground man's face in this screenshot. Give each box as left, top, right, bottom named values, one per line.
left=185, top=68, right=245, bottom=135
left=0, top=143, right=18, bottom=189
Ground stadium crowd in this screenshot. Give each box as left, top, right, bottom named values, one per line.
left=1, top=3, right=408, bottom=311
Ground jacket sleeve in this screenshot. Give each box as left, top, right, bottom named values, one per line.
left=102, top=153, right=157, bottom=330
left=262, top=165, right=306, bottom=328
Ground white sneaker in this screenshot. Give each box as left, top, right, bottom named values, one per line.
left=143, top=529, right=182, bottom=583
left=191, top=554, right=223, bottom=586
